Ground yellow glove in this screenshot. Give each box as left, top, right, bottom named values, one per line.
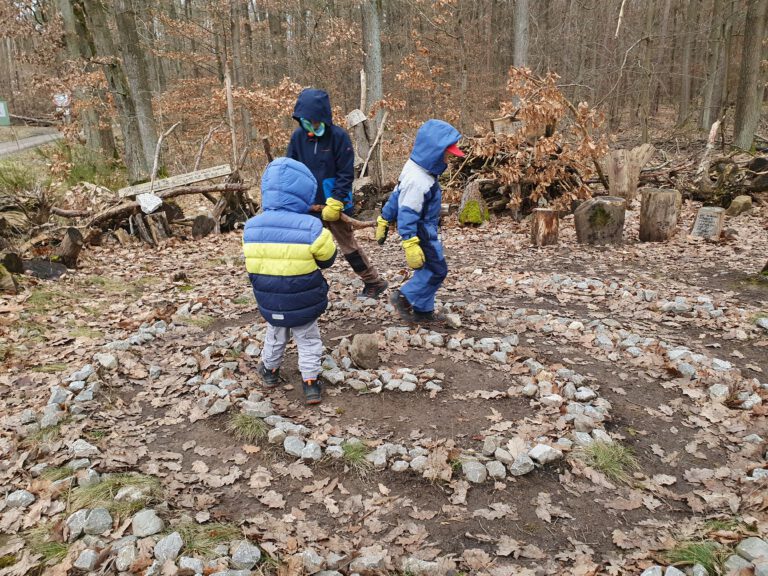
left=375, top=216, right=389, bottom=245
left=401, top=237, right=425, bottom=269
left=321, top=198, right=344, bottom=222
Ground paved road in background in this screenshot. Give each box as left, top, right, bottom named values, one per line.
left=0, top=132, right=62, bottom=158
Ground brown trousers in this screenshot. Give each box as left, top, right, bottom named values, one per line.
left=325, top=219, right=381, bottom=284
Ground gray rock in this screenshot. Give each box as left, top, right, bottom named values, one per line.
left=399, top=381, right=417, bottom=392
left=712, top=358, right=733, bottom=371
left=482, top=436, right=502, bottom=456
left=462, top=460, right=487, bottom=483
left=301, top=441, right=322, bottom=461
left=575, top=386, right=597, bottom=401
left=445, top=314, right=462, bottom=329
left=48, top=386, right=72, bottom=406
left=402, top=557, right=441, bottom=575
left=757, top=318, right=768, bottom=331
left=67, top=381, right=85, bottom=393
left=241, top=400, right=273, bottom=418
left=508, top=454, right=535, bottom=476
left=69, top=458, right=91, bottom=470
left=74, top=384, right=98, bottom=403
left=74, top=549, right=99, bottom=571
left=540, top=394, right=564, bottom=407
left=267, top=428, right=287, bottom=445
left=208, top=397, right=231, bottom=415
left=94, top=352, right=118, bottom=370
left=5, top=489, right=35, bottom=508
left=209, top=571, right=252, bottom=576
left=349, top=551, right=387, bottom=573
left=640, top=568, right=662, bottom=576
left=40, top=405, right=64, bottom=428
left=744, top=434, right=764, bottom=444
left=132, top=509, right=164, bottom=537
left=425, top=334, right=445, bottom=347
left=325, top=445, right=344, bottom=459
left=726, top=194, right=753, bottom=216
left=751, top=469, right=768, bottom=481
left=298, top=548, right=325, bottom=573
left=391, top=460, right=409, bottom=472
left=573, top=432, right=593, bottom=446
left=115, top=485, right=146, bottom=502
left=425, top=381, right=443, bottom=392
left=69, top=364, right=95, bottom=382
left=494, top=447, right=514, bottom=465
left=736, top=537, right=768, bottom=561
left=115, top=543, right=137, bottom=571
left=486, top=460, right=507, bottom=480
left=230, top=540, right=262, bottom=569
left=664, top=567, right=686, bottom=576
left=349, top=333, right=380, bottom=369
left=84, top=507, right=112, bottom=534
left=154, top=531, right=183, bottom=562
left=522, top=383, right=539, bottom=397
left=366, top=448, right=387, bottom=469
left=410, top=455, right=427, bottom=472
left=491, top=351, right=508, bottom=364
left=78, top=469, right=101, bottom=488
left=244, top=343, right=261, bottom=357
left=528, top=444, right=563, bottom=465
left=591, top=429, right=613, bottom=443
left=284, top=436, right=306, bottom=458
left=708, top=384, right=729, bottom=400
left=66, top=509, right=89, bottom=541
left=315, top=572, right=343, bottom=576
left=70, top=439, right=99, bottom=457
left=724, top=554, right=752, bottom=574
left=691, top=564, right=709, bottom=576
left=323, top=369, right=346, bottom=385
left=755, top=560, right=768, bottom=576
left=347, top=379, right=368, bottom=392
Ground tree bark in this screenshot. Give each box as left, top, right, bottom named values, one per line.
left=639, top=189, right=681, bottom=242
left=54, top=227, right=84, bottom=267
left=361, top=0, right=384, bottom=186
left=640, top=0, right=655, bottom=143
left=531, top=209, right=558, bottom=246
left=574, top=197, right=626, bottom=245
left=733, top=0, right=768, bottom=150
left=605, top=144, right=656, bottom=203
left=677, top=0, right=697, bottom=125
left=513, top=0, right=529, bottom=67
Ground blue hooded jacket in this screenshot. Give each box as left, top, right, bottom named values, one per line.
left=243, top=158, right=336, bottom=327
left=381, top=119, right=461, bottom=241
left=286, top=88, right=355, bottom=213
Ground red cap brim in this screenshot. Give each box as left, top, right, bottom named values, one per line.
left=446, top=143, right=465, bottom=157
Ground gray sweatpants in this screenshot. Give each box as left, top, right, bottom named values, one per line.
left=261, top=320, right=323, bottom=381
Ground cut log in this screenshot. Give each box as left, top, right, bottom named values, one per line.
left=54, top=227, right=84, bottom=268
left=458, top=180, right=490, bottom=225
left=192, top=215, right=216, bottom=239
left=132, top=214, right=153, bottom=245
left=114, top=228, right=134, bottom=245
left=146, top=212, right=171, bottom=245
left=0, top=264, right=18, bottom=294
left=530, top=209, right=559, bottom=246
left=690, top=207, right=725, bottom=240
left=1, top=252, right=23, bottom=274
left=605, top=144, right=656, bottom=202
left=574, top=196, right=626, bottom=245
left=639, top=188, right=682, bottom=242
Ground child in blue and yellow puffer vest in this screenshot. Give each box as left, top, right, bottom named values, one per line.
left=243, top=157, right=337, bottom=405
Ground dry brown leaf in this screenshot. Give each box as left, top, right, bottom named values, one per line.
left=258, top=490, right=286, bottom=509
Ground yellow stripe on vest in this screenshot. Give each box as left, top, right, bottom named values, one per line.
left=243, top=242, right=319, bottom=276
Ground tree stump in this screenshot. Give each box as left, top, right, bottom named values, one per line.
left=605, top=144, right=656, bottom=202
left=0, top=264, right=18, bottom=294
left=54, top=227, right=84, bottom=268
left=574, top=196, right=626, bottom=245
left=192, top=215, right=216, bottom=239
left=639, top=188, right=681, bottom=242
left=458, top=180, right=490, bottom=225
left=146, top=212, right=172, bottom=245
left=690, top=207, right=725, bottom=240
left=531, top=209, right=559, bottom=246
left=1, top=252, right=23, bottom=274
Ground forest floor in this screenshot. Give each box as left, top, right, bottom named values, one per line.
left=1, top=198, right=767, bottom=576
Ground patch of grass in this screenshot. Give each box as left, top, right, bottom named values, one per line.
left=26, top=289, right=68, bottom=314
left=575, top=441, right=640, bottom=484
left=24, top=525, right=68, bottom=564
left=69, top=473, right=161, bottom=516
left=31, top=362, right=69, bottom=374
left=182, top=315, right=216, bottom=329
left=41, top=466, right=75, bottom=481
left=341, top=441, right=373, bottom=476
left=178, top=284, right=195, bottom=292
left=21, top=423, right=64, bottom=449
left=0, top=554, right=16, bottom=568
left=665, top=541, right=727, bottom=574
left=233, top=296, right=251, bottom=305
left=175, top=521, right=241, bottom=557
left=0, top=159, right=40, bottom=193
left=69, top=326, right=104, bottom=339
left=38, top=141, right=125, bottom=190
left=84, top=428, right=107, bottom=441
left=227, top=413, right=267, bottom=443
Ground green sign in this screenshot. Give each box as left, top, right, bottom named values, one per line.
left=0, top=100, right=9, bottom=126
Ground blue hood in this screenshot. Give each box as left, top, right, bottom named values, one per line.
left=410, top=119, right=461, bottom=176
left=260, top=157, right=317, bottom=213
left=292, top=88, right=333, bottom=126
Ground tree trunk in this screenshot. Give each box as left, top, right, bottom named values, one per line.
left=54, top=227, right=84, bottom=268
left=574, top=197, right=626, bottom=245
left=113, top=0, right=159, bottom=173
left=361, top=0, right=383, bottom=186
left=80, top=0, right=148, bottom=182
left=700, top=0, right=725, bottom=129
left=677, top=0, right=697, bottom=125
left=639, top=189, right=681, bottom=242
left=530, top=209, right=558, bottom=246
left=640, top=0, right=655, bottom=143
left=605, top=144, right=656, bottom=203
left=513, top=0, right=529, bottom=67
left=733, top=0, right=768, bottom=150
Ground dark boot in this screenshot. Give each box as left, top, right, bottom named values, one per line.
left=302, top=378, right=323, bottom=405
left=390, top=289, right=413, bottom=321
left=412, top=310, right=447, bottom=326
left=359, top=279, right=389, bottom=299
left=258, top=362, right=280, bottom=389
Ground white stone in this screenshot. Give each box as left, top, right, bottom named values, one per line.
left=391, top=460, right=409, bottom=472
left=724, top=555, right=752, bottom=574
left=115, top=486, right=146, bottom=502
left=575, top=386, right=597, bottom=401
left=298, top=548, right=325, bottom=573
left=132, top=509, right=164, bottom=537
left=301, top=441, right=322, bottom=461
left=178, top=556, right=204, bottom=574
left=462, top=460, right=487, bottom=483
left=154, top=531, right=183, bottom=562
left=640, top=567, right=662, bottom=576
left=402, top=557, right=441, bottom=575
left=366, top=448, right=387, bottom=469
left=491, top=351, right=508, bottom=364
left=69, top=364, right=95, bottom=382
left=241, top=400, right=273, bottom=418
left=425, top=334, right=445, bottom=347
left=528, top=444, right=563, bottom=465
left=74, top=549, right=99, bottom=571
left=486, top=460, right=507, bottom=480
left=445, top=314, right=462, bottom=329
left=208, top=397, right=231, bottom=415
left=712, top=358, right=733, bottom=371
left=573, top=432, right=593, bottom=446
left=284, top=436, right=306, bottom=458
left=736, top=537, right=768, bottom=561
left=267, top=428, right=286, bottom=445
left=230, top=540, right=262, bottom=570
left=508, top=454, right=535, bottom=476
left=70, top=439, right=99, bottom=457
left=494, top=447, right=514, bottom=465
left=757, top=318, right=768, bottom=331
left=540, top=394, right=564, bottom=408
left=399, top=381, right=417, bottom=392
left=116, top=544, right=138, bottom=571
left=665, top=566, right=686, bottom=576
left=94, top=353, right=118, bottom=370
left=323, top=369, right=345, bottom=385
left=744, top=434, right=764, bottom=444
left=83, top=508, right=112, bottom=534
left=591, top=429, right=613, bottom=443
left=691, top=564, right=709, bottom=576
left=410, top=455, right=428, bottom=472
left=708, top=384, right=729, bottom=400
left=5, top=489, right=35, bottom=508
left=66, top=509, right=89, bottom=541
left=48, top=386, right=72, bottom=406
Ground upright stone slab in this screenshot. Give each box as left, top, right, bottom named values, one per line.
left=690, top=207, right=725, bottom=239
left=639, top=188, right=681, bottom=242
left=574, top=196, right=626, bottom=245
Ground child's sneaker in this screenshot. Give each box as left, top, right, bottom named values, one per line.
left=258, top=362, right=280, bottom=388
left=390, top=289, right=413, bottom=321
left=412, top=310, right=447, bottom=326
left=302, top=378, right=323, bottom=405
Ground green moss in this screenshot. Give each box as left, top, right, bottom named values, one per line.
left=0, top=554, right=17, bottom=568
left=589, top=204, right=612, bottom=228
left=459, top=199, right=489, bottom=225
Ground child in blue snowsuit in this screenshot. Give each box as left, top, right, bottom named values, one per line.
left=375, top=120, right=464, bottom=324
left=243, top=157, right=337, bottom=404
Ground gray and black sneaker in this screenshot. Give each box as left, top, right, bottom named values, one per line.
left=412, top=310, right=447, bottom=327
left=359, top=279, right=389, bottom=299
left=258, top=362, right=280, bottom=389
left=390, top=289, right=413, bottom=321
left=302, top=378, right=323, bottom=405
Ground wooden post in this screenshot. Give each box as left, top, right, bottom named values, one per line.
left=574, top=197, right=626, bottom=244
left=54, top=227, right=84, bottom=268
left=605, top=144, right=656, bottom=202
left=639, top=188, right=682, bottom=242
left=531, top=209, right=559, bottom=246
left=690, top=207, right=725, bottom=240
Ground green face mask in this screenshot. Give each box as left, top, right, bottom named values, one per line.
left=300, top=118, right=325, bottom=137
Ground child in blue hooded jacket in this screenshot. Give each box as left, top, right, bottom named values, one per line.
left=286, top=88, right=388, bottom=299
left=375, top=120, right=464, bottom=324
left=243, top=157, right=337, bottom=404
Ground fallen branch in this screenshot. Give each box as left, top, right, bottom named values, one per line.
left=149, top=122, right=181, bottom=195
left=194, top=123, right=225, bottom=171
left=9, top=113, right=56, bottom=126
left=52, top=207, right=91, bottom=218
left=310, top=205, right=376, bottom=229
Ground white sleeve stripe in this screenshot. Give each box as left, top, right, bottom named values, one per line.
left=397, top=160, right=434, bottom=214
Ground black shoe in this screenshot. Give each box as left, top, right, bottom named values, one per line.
left=359, top=279, right=389, bottom=299
left=390, top=289, right=413, bottom=321
left=412, top=310, right=447, bottom=326
left=302, top=378, right=323, bottom=405
left=258, top=362, right=280, bottom=389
